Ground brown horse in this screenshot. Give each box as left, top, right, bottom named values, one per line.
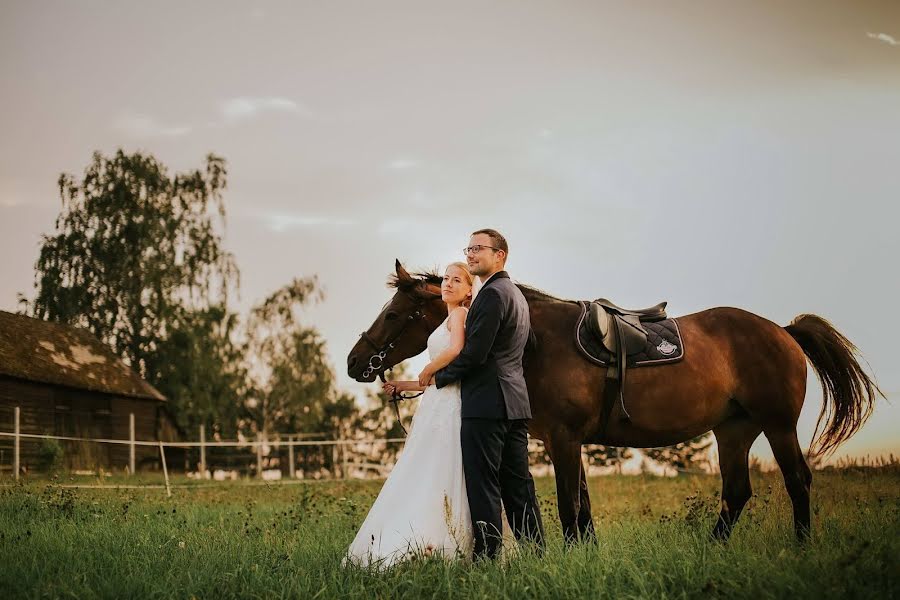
left=347, top=261, right=882, bottom=543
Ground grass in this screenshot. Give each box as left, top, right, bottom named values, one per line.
left=0, top=467, right=898, bottom=599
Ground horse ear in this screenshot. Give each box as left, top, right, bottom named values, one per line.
left=395, top=259, right=410, bottom=280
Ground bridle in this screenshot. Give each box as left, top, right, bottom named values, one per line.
left=359, top=299, right=433, bottom=381
left=357, top=289, right=441, bottom=433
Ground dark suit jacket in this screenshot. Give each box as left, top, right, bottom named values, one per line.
left=434, top=271, right=533, bottom=420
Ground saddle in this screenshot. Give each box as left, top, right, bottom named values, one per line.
left=583, top=298, right=670, bottom=434
left=588, top=298, right=668, bottom=358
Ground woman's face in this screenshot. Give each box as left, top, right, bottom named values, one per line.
left=441, top=265, right=472, bottom=305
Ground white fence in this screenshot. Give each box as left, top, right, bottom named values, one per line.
left=0, top=406, right=414, bottom=484
left=0, top=404, right=733, bottom=484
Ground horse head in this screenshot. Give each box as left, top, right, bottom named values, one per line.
left=346, top=259, right=446, bottom=382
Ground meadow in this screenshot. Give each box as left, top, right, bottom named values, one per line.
left=0, top=467, right=897, bottom=599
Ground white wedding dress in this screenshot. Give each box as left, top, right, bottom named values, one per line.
left=344, top=316, right=474, bottom=568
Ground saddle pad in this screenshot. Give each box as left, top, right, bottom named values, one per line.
left=574, top=301, right=686, bottom=367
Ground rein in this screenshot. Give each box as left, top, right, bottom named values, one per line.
left=379, top=371, right=424, bottom=436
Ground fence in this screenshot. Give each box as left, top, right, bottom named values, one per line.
left=0, top=423, right=412, bottom=483
left=0, top=403, right=728, bottom=483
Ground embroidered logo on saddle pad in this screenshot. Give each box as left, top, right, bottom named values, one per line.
left=657, top=340, right=677, bottom=355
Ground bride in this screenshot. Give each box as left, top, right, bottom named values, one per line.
left=344, top=262, right=476, bottom=568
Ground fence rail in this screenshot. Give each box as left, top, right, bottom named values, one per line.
left=0, top=431, right=407, bottom=447
left=1, top=404, right=766, bottom=485
left=0, top=404, right=424, bottom=485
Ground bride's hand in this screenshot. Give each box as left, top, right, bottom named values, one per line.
left=417, top=366, right=435, bottom=387
left=383, top=381, right=400, bottom=395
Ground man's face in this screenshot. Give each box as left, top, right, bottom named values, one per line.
left=465, top=233, right=505, bottom=277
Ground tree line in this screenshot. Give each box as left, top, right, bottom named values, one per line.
left=18, top=149, right=711, bottom=472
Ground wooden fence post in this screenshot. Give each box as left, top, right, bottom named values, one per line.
left=342, top=442, right=348, bottom=480
left=158, top=441, right=171, bottom=498
left=13, top=406, right=20, bottom=481
left=129, top=412, right=135, bottom=476
left=199, top=424, right=206, bottom=477
left=288, top=435, right=295, bottom=479
left=256, top=440, right=263, bottom=478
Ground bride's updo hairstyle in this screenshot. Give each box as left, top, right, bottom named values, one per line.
left=447, top=261, right=475, bottom=308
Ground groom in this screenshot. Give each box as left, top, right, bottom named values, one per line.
left=434, top=228, right=545, bottom=560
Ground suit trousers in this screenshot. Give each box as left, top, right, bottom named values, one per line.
left=460, top=417, right=545, bottom=560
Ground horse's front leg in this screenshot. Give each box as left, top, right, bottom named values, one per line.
left=577, top=459, right=597, bottom=543
left=548, top=436, right=585, bottom=544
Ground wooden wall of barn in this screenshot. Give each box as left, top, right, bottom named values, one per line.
left=0, top=375, right=166, bottom=473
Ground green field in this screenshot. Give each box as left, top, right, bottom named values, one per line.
left=1, top=467, right=898, bottom=599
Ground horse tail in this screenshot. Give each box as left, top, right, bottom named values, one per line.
left=784, top=314, right=883, bottom=459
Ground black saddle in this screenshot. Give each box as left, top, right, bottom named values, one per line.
left=593, top=298, right=668, bottom=321
left=587, top=298, right=668, bottom=359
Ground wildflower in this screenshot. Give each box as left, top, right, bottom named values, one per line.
left=178, top=541, right=186, bottom=549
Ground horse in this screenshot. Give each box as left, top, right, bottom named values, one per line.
left=346, top=260, right=882, bottom=543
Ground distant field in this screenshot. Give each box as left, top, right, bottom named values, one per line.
left=1, top=468, right=897, bottom=599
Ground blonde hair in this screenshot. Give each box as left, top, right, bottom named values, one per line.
left=446, top=262, right=475, bottom=308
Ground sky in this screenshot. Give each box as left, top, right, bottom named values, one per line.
left=1, top=0, right=898, bottom=462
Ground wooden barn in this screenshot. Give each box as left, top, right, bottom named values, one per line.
left=0, top=310, right=179, bottom=474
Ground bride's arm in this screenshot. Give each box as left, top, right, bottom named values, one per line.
left=383, top=380, right=427, bottom=394
left=417, top=307, right=467, bottom=385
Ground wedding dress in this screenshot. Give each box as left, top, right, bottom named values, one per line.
left=344, top=315, right=473, bottom=568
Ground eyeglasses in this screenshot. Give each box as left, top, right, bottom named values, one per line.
left=463, top=244, right=501, bottom=256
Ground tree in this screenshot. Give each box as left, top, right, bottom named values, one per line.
left=584, top=445, right=634, bottom=473
left=145, top=304, right=248, bottom=436
left=643, top=433, right=714, bottom=472
left=20, top=150, right=241, bottom=430
left=243, top=277, right=348, bottom=438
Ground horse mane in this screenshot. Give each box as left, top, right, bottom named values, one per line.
left=516, top=284, right=577, bottom=304
left=388, top=266, right=575, bottom=304
left=387, top=268, right=442, bottom=293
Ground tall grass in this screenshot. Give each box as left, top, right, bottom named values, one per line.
left=1, top=468, right=897, bottom=599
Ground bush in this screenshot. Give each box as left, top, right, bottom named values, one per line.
left=37, top=438, right=64, bottom=472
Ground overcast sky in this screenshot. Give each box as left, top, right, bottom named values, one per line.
left=1, top=0, right=898, bottom=461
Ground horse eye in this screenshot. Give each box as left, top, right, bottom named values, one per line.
left=385, top=311, right=398, bottom=321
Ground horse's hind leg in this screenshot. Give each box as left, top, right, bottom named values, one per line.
left=711, top=417, right=761, bottom=541
left=764, top=427, right=813, bottom=541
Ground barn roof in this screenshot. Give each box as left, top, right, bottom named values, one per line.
left=0, top=311, right=165, bottom=401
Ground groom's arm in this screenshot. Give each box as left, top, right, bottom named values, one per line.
left=434, top=288, right=503, bottom=388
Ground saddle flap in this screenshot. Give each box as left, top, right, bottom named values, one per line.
left=588, top=302, right=650, bottom=356
left=588, top=302, right=617, bottom=353
left=617, top=314, right=649, bottom=355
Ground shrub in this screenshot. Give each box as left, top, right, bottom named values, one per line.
left=37, top=438, right=64, bottom=472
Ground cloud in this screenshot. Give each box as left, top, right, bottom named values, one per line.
left=387, top=159, right=420, bottom=170
left=262, top=213, right=355, bottom=232
left=0, top=196, right=23, bottom=207
left=112, top=112, right=191, bottom=138
left=867, top=32, right=899, bottom=46
left=220, top=97, right=311, bottom=121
